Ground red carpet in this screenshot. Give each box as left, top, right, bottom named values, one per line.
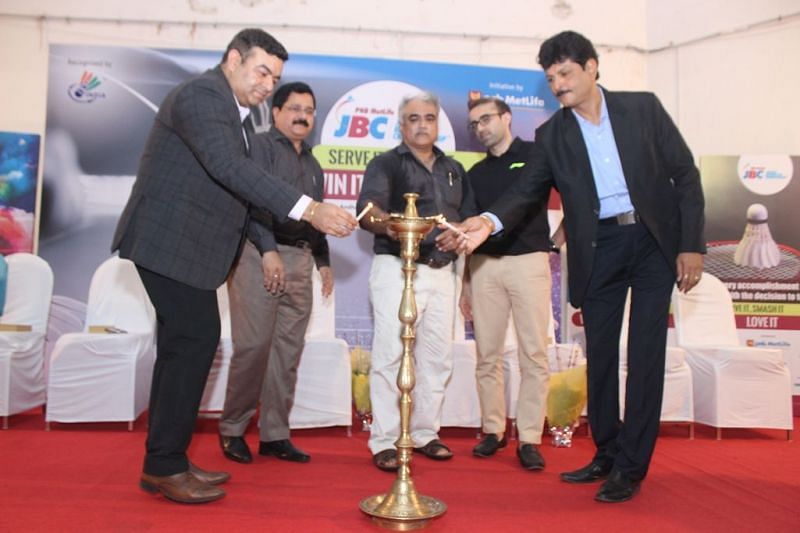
left=0, top=411, right=797, bottom=532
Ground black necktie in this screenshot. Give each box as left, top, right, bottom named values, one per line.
left=243, top=116, right=254, bottom=156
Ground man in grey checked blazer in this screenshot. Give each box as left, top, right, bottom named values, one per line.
left=112, top=28, right=356, bottom=504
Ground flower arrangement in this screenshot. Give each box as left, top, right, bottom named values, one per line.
left=350, top=345, right=372, bottom=431
left=546, top=344, right=587, bottom=447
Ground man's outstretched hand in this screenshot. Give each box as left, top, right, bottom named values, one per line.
left=435, top=216, right=493, bottom=254
left=305, top=201, right=357, bottom=237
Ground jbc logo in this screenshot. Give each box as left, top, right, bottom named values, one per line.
left=332, top=112, right=389, bottom=139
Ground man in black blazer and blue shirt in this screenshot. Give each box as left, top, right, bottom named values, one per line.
left=112, top=29, right=356, bottom=504
left=439, top=31, right=705, bottom=503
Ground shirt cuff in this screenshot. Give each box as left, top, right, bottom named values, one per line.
left=481, top=212, right=503, bottom=235
left=289, top=195, right=313, bottom=221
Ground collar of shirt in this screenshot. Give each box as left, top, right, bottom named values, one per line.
left=232, top=92, right=251, bottom=123
left=570, top=86, right=610, bottom=127
left=268, top=127, right=313, bottom=155
left=396, top=142, right=445, bottom=163
left=485, top=136, right=524, bottom=160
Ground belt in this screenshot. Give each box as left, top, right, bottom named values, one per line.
left=416, top=255, right=452, bottom=269
left=598, top=210, right=638, bottom=226
left=277, top=239, right=311, bottom=249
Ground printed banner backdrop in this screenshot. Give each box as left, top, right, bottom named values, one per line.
left=0, top=131, right=40, bottom=254
left=41, top=44, right=562, bottom=347
left=700, top=155, right=800, bottom=394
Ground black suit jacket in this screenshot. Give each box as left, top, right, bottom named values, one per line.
left=112, top=66, right=302, bottom=290
left=493, top=89, right=705, bottom=308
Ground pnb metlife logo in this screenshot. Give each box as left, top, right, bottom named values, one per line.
left=737, top=154, right=793, bottom=195
left=68, top=71, right=106, bottom=103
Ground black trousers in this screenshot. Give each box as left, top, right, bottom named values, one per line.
left=136, top=266, right=221, bottom=476
left=580, top=223, right=674, bottom=481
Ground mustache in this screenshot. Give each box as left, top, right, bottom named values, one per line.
left=555, top=89, right=571, bottom=97
left=292, top=119, right=310, bottom=127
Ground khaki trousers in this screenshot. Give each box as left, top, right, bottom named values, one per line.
left=219, top=241, right=313, bottom=441
left=470, top=252, right=551, bottom=444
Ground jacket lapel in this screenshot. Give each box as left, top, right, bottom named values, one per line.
left=604, top=89, right=638, bottom=188
left=210, top=66, right=250, bottom=157
left=560, top=107, right=600, bottom=209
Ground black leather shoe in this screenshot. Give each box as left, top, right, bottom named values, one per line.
left=259, top=439, right=311, bottom=463
left=594, top=470, right=641, bottom=503
left=517, top=444, right=545, bottom=471
left=560, top=460, right=613, bottom=484
left=219, top=435, right=252, bottom=464
left=473, top=434, right=507, bottom=457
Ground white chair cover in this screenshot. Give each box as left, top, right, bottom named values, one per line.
left=305, top=268, right=336, bottom=340
left=44, top=296, right=87, bottom=381
left=441, top=339, right=481, bottom=427
left=0, top=254, right=54, bottom=425
left=288, top=337, right=352, bottom=429
left=198, top=285, right=233, bottom=412
left=46, top=256, right=155, bottom=426
left=673, top=273, right=792, bottom=431
left=441, top=256, right=483, bottom=427
left=618, top=289, right=694, bottom=423
left=202, top=270, right=352, bottom=430
left=290, top=269, right=351, bottom=429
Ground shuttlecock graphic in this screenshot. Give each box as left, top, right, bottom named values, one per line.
left=733, top=203, right=781, bottom=269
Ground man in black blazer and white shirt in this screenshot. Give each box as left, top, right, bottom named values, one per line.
left=440, top=31, right=705, bottom=503
left=112, top=29, right=356, bottom=504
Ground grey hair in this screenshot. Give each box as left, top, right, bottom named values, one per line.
left=398, top=91, right=440, bottom=123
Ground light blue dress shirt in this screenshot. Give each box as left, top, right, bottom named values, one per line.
left=572, top=90, right=634, bottom=219
left=485, top=90, right=634, bottom=234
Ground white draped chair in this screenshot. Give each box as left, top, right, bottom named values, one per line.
left=673, top=273, right=792, bottom=440
left=45, top=256, right=155, bottom=430
left=0, top=254, right=54, bottom=429
left=617, top=289, right=694, bottom=437
left=289, top=269, right=352, bottom=430
left=441, top=257, right=482, bottom=428
left=201, top=269, right=352, bottom=431
left=198, top=285, right=234, bottom=413
left=441, top=340, right=482, bottom=428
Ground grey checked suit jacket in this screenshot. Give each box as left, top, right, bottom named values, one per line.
left=112, top=66, right=302, bottom=290
left=493, top=89, right=705, bottom=308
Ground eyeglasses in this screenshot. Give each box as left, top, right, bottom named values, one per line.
left=284, top=104, right=316, bottom=116
left=468, top=113, right=501, bottom=131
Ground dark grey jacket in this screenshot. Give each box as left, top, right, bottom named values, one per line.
left=112, top=66, right=302, bottom=290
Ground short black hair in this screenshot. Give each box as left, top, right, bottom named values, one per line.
left=271, top=81, right=316, bottom=111
left=538, top=30, right=599, bottom=80
left=222, top=28, right=289, bottom=64
left=468, top=96, right=511, bottom=115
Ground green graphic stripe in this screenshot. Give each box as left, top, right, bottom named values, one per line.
left=313, top=145, right=485, bottom=171
left=732, top=302, right=800, bottom=316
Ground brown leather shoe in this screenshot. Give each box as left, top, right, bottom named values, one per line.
left=140, top=471, right=225, bottom=504
left=188, top=462, right=231, bottom=485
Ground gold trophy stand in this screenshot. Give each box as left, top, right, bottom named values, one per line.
left=359, top=193, right=447, bottom=530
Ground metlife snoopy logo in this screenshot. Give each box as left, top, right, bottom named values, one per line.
left=319, top=80, right=456, bottom=150
left=737, top=154, right=793, bottom=195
